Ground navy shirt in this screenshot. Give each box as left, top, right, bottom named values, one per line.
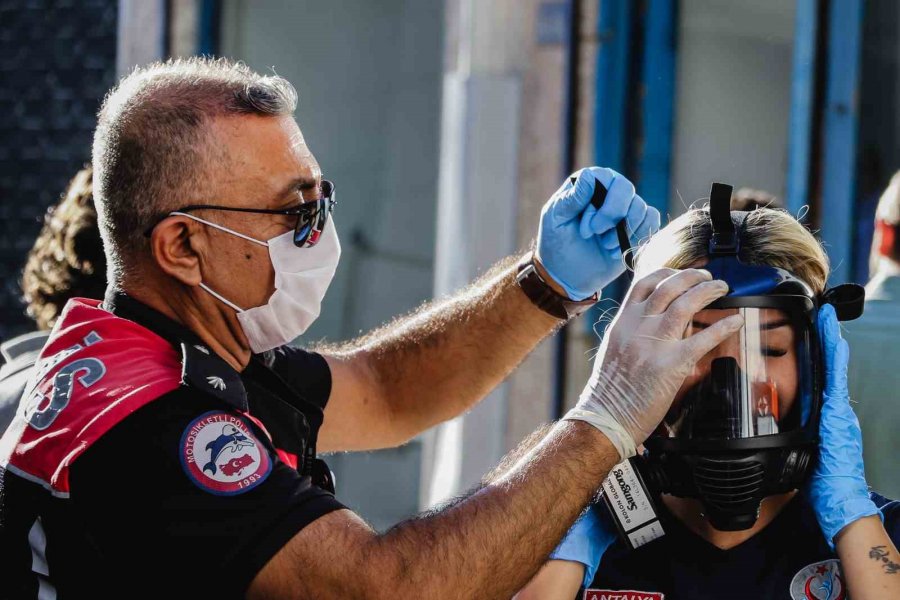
left=0, top=295, right=344, bottom=599
left=583, top=493, right=900, bottom=600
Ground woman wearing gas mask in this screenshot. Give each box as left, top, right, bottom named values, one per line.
left=516, top=184, right=900, bottom=600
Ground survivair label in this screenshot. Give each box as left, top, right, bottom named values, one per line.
left=600, top=458, right=665, bottom=550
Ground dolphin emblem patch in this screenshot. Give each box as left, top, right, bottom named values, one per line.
left=180, top=411, right=272, bottom=496
left=202, top=424, right=255, bottom=475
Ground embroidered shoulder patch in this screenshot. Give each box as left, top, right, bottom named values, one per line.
left=180, top=411, right=272, bottom=495
left=789, top=559, right=845, bottom=600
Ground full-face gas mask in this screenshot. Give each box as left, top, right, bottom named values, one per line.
left=600, top=182, right=866, bottom=547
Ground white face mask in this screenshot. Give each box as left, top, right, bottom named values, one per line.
left=173, top=212, right=341, bottom=353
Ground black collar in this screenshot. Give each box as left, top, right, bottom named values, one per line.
left=106, top=292, right=249, bottom=412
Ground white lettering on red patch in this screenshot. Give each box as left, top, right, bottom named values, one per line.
left=583, top=590, right=664, bottom=600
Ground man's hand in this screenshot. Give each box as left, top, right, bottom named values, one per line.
left=566, top=268, right=743, bottom=459
left=536, top=167, right=661, bottom=300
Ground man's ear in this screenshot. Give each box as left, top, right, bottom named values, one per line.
left=150, top=216, right=204, bottom=286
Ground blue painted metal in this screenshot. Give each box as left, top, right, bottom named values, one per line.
left=594, top=0, right=633, bottom=172
left=553, top=0, right=579, bottom=419
left=197, top=0, right=219, bottom=55
left=637, top=0, right=676, bottom=215
left=820, top=0, right=864, bottom=284
left=586, top=0, right=634, bottom=334
left=785, top=0, right=818, bottom=220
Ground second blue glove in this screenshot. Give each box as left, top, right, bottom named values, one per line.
left=807, top=304, right=881, bottom=548
left=550, top=503, right=618, bottom=588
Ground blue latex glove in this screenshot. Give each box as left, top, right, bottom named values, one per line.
left=550, top=504, right=618, bottom=588
left=536, top=167, right=661, bottom=300
left=807, top=304, right=881, bottom=548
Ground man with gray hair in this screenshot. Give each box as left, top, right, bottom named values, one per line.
left=846, top=170, right=900, bottom=498
left=0, top=58, right=740, bottom=599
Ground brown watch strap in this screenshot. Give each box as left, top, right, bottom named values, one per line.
left=515, top=256, right=598, bottom=320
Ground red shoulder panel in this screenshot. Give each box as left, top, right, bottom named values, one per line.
left=1, top=298, right=182, bottom=497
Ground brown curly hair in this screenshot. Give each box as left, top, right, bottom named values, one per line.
left=21, top=166, right=107, bottom=330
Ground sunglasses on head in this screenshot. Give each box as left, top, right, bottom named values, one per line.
left=144, top=180, right=336, bottom=248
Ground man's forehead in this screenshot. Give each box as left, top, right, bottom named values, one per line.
left=206, top=114, right=320, bottom=204
left=289, top=128, right=312, bottom=159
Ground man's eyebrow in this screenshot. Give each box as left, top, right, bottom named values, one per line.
left=271, top=176, right=319, bottom=207
left=277, top=176, right=319, bottom=198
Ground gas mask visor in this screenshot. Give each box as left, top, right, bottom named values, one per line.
left=663, top=295, right=817, bottom=444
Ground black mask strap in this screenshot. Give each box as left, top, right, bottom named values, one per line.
left=708, top=182, right=738, bottom=256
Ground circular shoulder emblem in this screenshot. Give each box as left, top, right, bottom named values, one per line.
left=180, top=411, right=272, bottom=496
left=789, top=559, right=846, bottom=600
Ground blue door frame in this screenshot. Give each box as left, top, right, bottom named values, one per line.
left=786, top=0, right=819, bottom=220
left=198, top=0, right=220, bottom=55
left=637, top=0, right=676, bottom=215
left=594, top=0, right=635, bottom=176
left=594, top=0, right=674, bottom=217
left=596, top=0, right=865, bottom=287
left=818, top=0, right=865, bottom=284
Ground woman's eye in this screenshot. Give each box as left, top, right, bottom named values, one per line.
left=762, top=347, right=788, bottom=358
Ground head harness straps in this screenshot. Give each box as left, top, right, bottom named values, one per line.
left=708, top=182, right=751, bottom=257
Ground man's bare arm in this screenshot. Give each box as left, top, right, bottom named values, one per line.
left=253, top=269, right=738, bottom=598
left=318, top=255, right=564, bottom=451
left=249, top=420, right=616, bottom=600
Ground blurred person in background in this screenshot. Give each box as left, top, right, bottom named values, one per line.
left=845, top=170, right=900, bottom=498
left=729, top=187, right=782, bottom=211
left=0, top=167, right=105, bottom=432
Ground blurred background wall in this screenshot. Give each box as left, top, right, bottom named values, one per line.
left=2, top=0, right=898, bottom=529
left=0, top=0, right=117, bottom=340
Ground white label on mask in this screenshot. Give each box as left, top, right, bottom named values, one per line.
left=601, top=459, right=664, bottom=550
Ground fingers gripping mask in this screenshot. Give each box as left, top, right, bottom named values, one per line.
left=181, top=214, right=341, bottom=353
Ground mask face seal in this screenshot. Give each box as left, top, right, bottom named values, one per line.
left=649, top=298, right=818, bottom=530
left=600, top=182, right=866, bottom=542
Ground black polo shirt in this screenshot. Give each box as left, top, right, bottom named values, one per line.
left=0, top=294, right=345, bottom=599
left=583, top=492, right=900, bottom=600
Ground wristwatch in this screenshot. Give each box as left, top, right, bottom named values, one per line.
left=516, top=254, right=598, bottom=320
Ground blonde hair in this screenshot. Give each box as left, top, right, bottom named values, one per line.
left=633, top=207, right=830, bottom=295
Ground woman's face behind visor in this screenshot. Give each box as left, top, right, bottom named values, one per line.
left=661, top=307, right=806, bottom=439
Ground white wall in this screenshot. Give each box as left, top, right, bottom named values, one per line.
left=220, top=0, right=442, bottom=343
left=670, top=0, right=796, bottom=213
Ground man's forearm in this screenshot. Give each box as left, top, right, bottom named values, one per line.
left=365, top=421, right=616, bottom=599
left=322, top=254, right=562, bottom=444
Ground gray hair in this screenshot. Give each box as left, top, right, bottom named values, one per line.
left=91, top=57, right=298, bottom=284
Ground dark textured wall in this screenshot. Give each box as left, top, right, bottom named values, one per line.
left=0, top=0, right=117, bottom=340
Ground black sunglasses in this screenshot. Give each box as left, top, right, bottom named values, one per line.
left=145, top=180, right=336, bottom=248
